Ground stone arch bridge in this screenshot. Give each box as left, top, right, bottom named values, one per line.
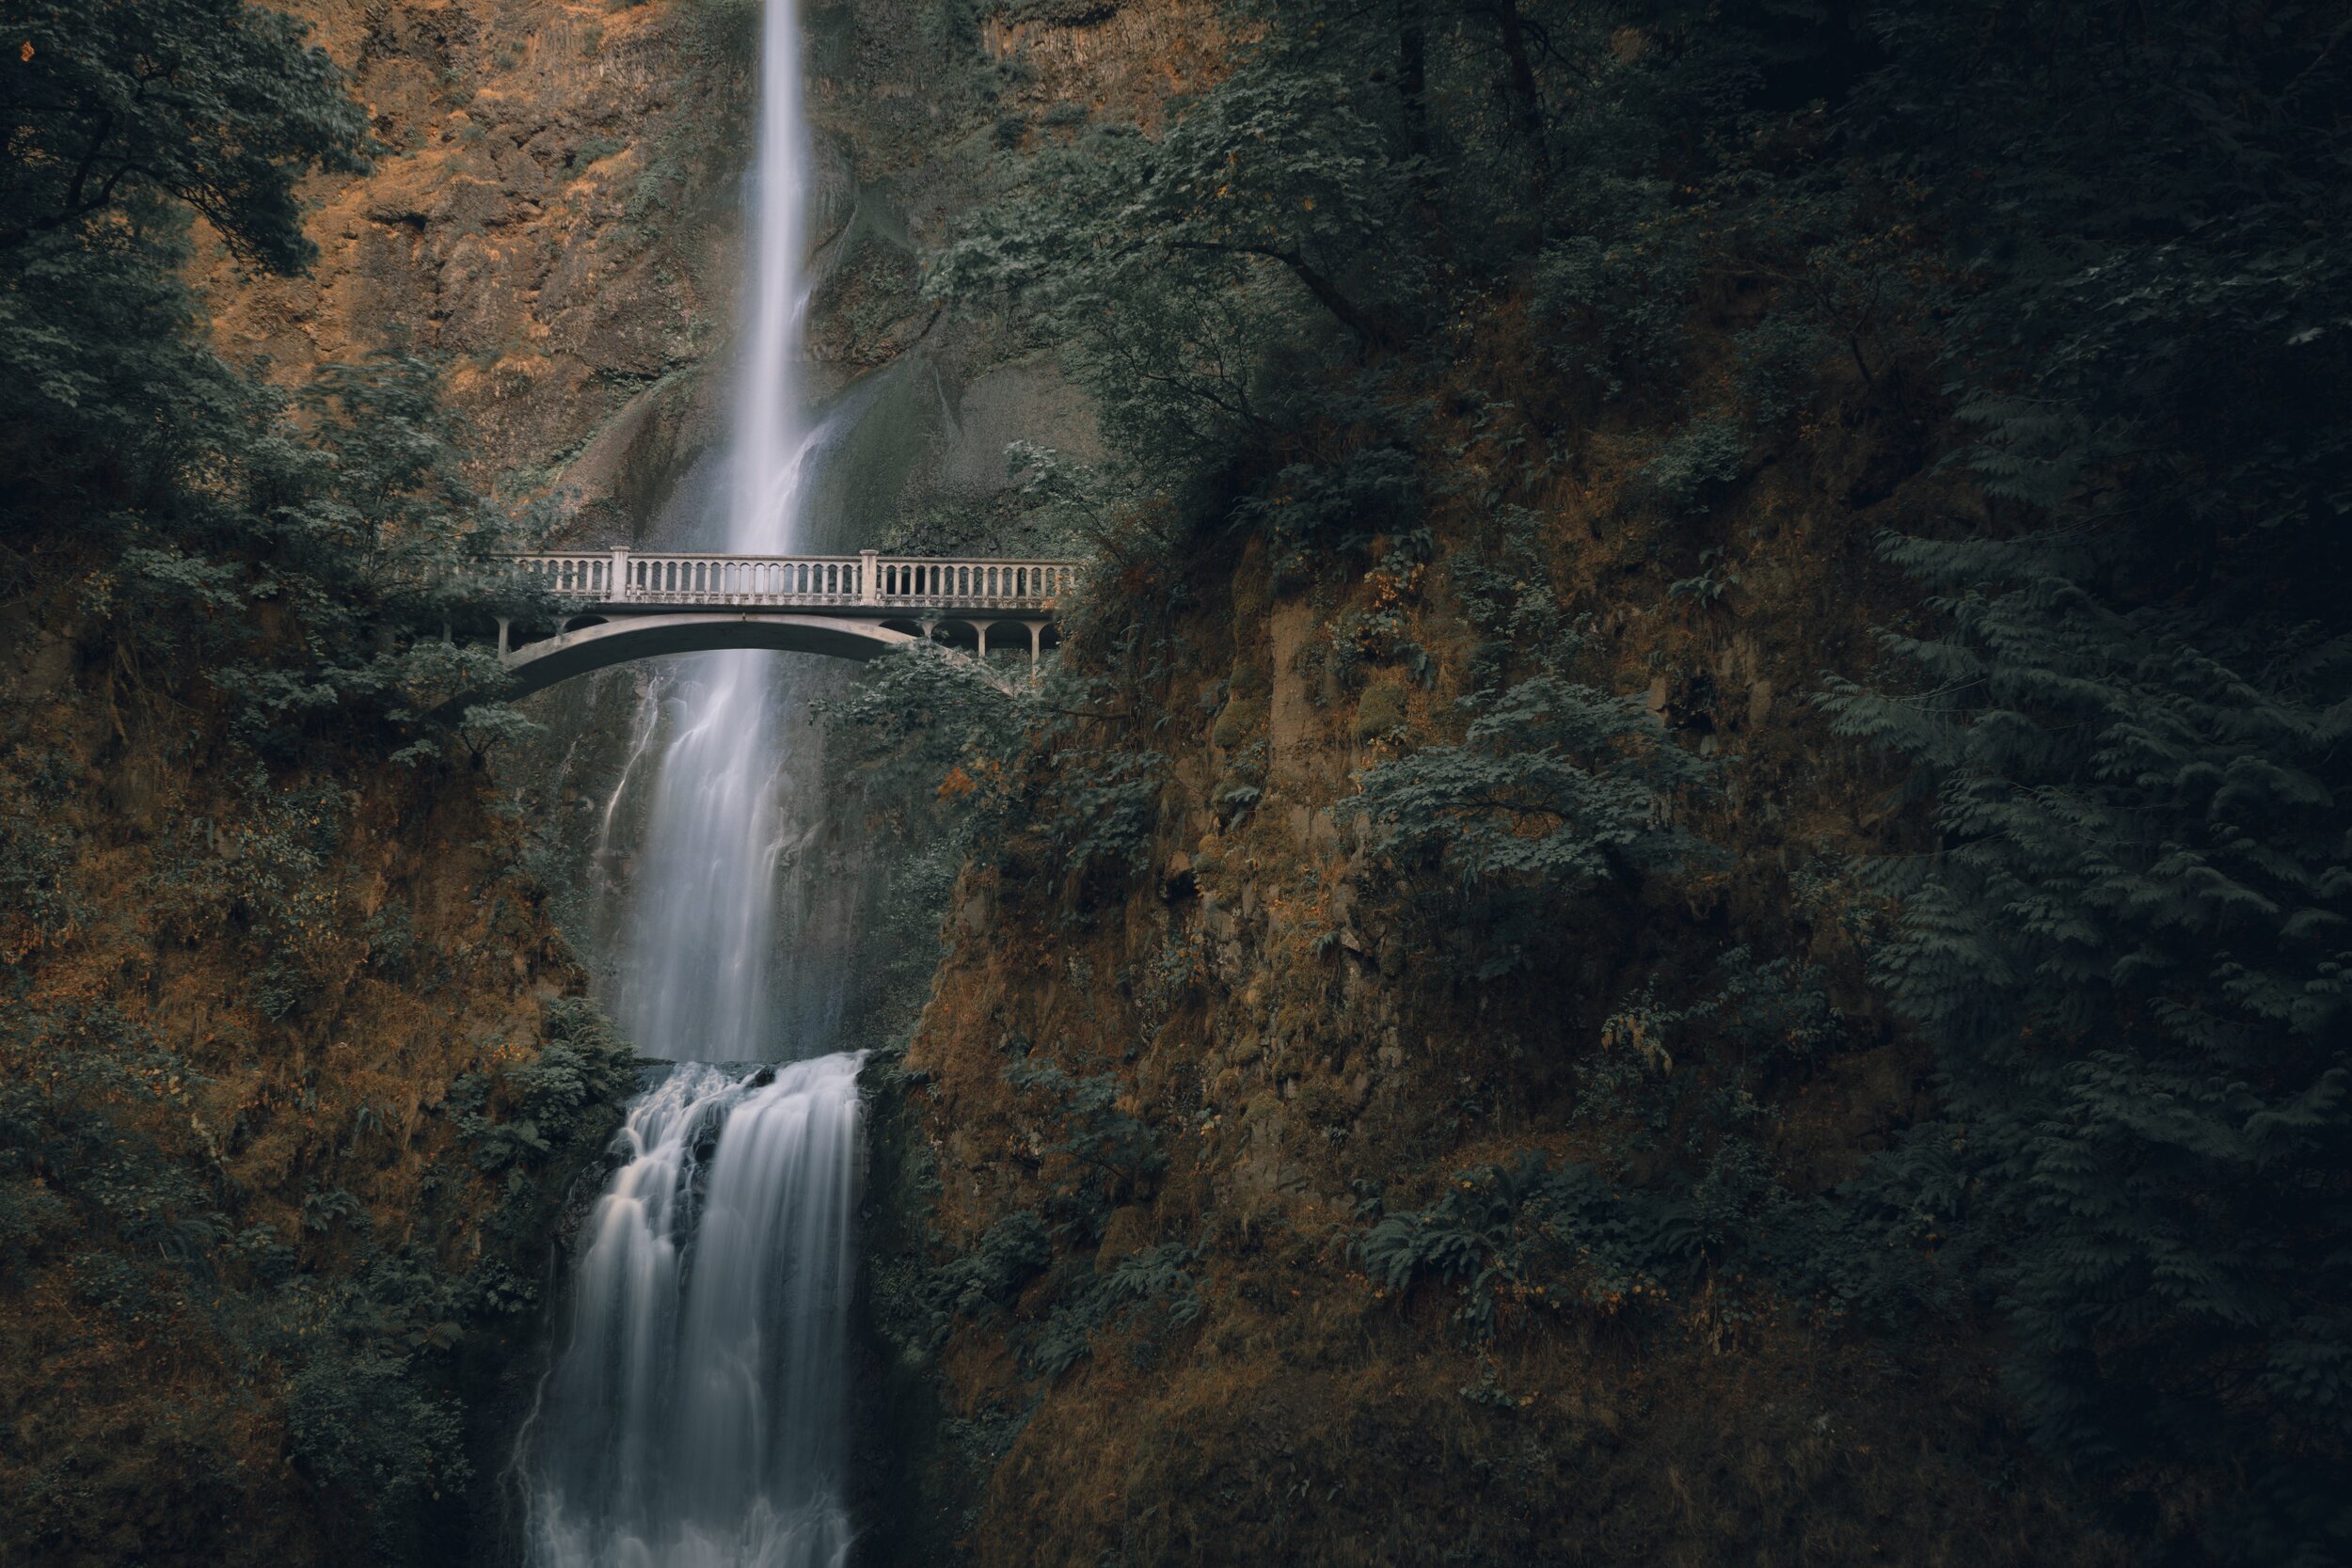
left=491, top=548, right=1083, bottom=698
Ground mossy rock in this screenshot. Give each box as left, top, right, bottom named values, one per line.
left=1009, top=0, right=1118, bottom=24
left=1229, top=661, right=1269, bottom=698
left=1212, top=697, right=1265, bottom=751
left=1231, top=560, right=1272, bottom=623
left=1353, top=680, right=1409, bottom=741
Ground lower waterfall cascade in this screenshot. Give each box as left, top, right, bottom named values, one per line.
left=518, top=1058, right=862, bottom=1568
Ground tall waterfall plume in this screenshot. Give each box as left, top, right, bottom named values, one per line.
left=522, top=5, right=864, bottom=1564
left=601, top=0, right=818, bottom=1067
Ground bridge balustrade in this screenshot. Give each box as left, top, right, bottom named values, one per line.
left=500, top=550, right=1083, bottom=612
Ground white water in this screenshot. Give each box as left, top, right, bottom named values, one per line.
left=522, top=5, right=863, bottom=1564
left=601, top=0, right=815, bottom=1066
left=522, top=1061, right=861, bottom=1568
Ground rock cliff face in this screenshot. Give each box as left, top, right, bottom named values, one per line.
left=841, top=9, right=2129, bottom=1567
left=0, top=7, right=713, bottom=1563
left=198, top=0, right=731, bottom=498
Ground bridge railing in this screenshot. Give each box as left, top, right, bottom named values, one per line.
left=499, top=550, right=1083, bottom=612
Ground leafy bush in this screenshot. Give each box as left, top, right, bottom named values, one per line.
left=1356, top=673, right=1706, bottom=893
left=1637, top=416, right=1747, bottom=515
left=931, top=1210, right=1055, bottom=1321
left=1043, top=749, right=1168, bottom=888
left=1026, top=1242, right=1203, bottom=1376
left=286, top=1343, right=469, bottom=1518
left=1005, top=1059, right=1165, bottom=1243
left=1360, top=1154, right=1697, bottom=1338
left=1532, top=176, right=1698, bottom=399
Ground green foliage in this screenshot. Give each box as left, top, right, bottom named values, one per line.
left=920, top=0, right=2352, bottom=1555
left=933, top=62, right=1416, bottom=468
left=1042, top=747, right=1168, bottom=889
left=1004, top=1058, right=1165, bottom=1243
left=1532, top=177, right=1696, bottom=399
left=1356, top=673, right=1706, bottom=895
left=0, top=982, right=628, bottom=1561
left=919, top=1212, right=1200, bottom=1381
left=0, top=748, right=87, bottom=945
left=1026, top=1242, right=1202, bottom=1377
left=2, top=5, right=540, bottom=759
left=1637, top=416, right=1747, bottom=515
left=932, top=1210, right=1056, bottom=1321
left=285, top=1342, right=468, bottom=1514
left=1793, top=4, right=2352, bottom=1553
left=1360, top=1154, right=1697, bottom=1338
left=1229, top=444, right=1422, bottom=560
left=455, top=999, right=634, bottom=1194
left=1, top=0, right=370, bottom=275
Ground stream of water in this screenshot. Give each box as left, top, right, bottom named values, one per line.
left=520, top=3, right=863, bottom=1563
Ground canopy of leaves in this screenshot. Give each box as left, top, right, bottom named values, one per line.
left=1, top=0, right=369, bottom=273
left=1, top=2, right=542, bottom=755
left=1357, top=673, right=1706, bottom=891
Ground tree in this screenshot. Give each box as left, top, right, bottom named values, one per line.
left=1, top=0, right=368, bottom=272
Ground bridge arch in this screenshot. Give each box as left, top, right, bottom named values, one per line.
left=501, top=612, right=922, bottom=700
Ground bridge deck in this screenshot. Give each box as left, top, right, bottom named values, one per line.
left=502, top=549, right=1081, bottom=618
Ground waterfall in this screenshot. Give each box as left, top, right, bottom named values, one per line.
left=521, top=1060, right=860, bottom=1568
left=600, top=0, right=815, bottom=1067
left=522, top=5, right=862, bottom=1564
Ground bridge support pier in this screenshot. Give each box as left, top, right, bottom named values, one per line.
left=496, top=616, right=511, bottom=657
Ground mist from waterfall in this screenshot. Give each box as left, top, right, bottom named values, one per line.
left=521, top=4, right=863, bottom=1564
